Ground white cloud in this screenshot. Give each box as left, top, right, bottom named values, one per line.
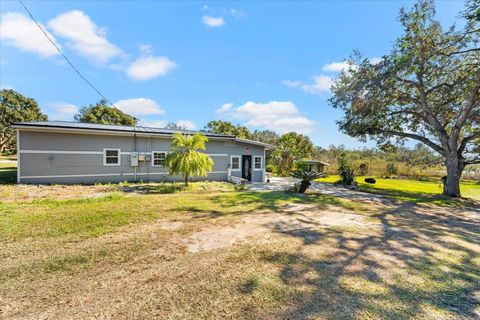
left=46, top=102, right=79, bottom=120
left=114, top=98, right=165, bottom=116
left=226, top=101, right=315, bottom=134
left=283, top=75, right=333, bottom=94
left=139, top=119, right=168, bottom=128
left=229, top=8, right=244, bottom=19
left=127, top=56, right=176, bottom=81
left=282, top=80, right=303, bottom=88
left=216, top=103, right=234, bottom=114
left=48, top=10, right=122, bottom=63
left=0, top=12, right=60, bottom=58
left=369, top=57, right=383, bottom=65
left=0, top=84, right=15, bottom=90
left=322, top=61, right=354, bottom=73
left=176, top=120, right=197, bottom=130
left=202, top=15, right=225, bottom=27
left=138, top=43, right=153, bottom=55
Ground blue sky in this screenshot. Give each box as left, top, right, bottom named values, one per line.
left=0, top=0, right=465, bottom=147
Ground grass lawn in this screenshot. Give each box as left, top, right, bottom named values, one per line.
left=317, top=175, right=480, bottom=202
left=1, top=181, right=479, bottom=319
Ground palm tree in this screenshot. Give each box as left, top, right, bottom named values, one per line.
left=291, top=169, right=324, bottom=193
left=165, top=132, right=214, bottom=185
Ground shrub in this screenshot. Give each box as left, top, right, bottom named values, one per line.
left=294, top=161, right=310, bottom=171
left=385, top=162, right=398, bottom=177
left=291, top=169, right=323, bottom=193
left=266, top=163, right=276, bottom=173
left=358, top=163, right=369, bottom=176
left=337, top=153, right=355, bottom=185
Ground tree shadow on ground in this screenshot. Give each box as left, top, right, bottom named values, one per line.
left=239, top=201, right=480, bottom=319
left=174, top=191, right=355, bottom=220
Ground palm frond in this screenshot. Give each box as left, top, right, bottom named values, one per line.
left=165, top=132, right=213, bottom=184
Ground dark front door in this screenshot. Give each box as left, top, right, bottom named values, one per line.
left=242, top=155, right=252, bottom=181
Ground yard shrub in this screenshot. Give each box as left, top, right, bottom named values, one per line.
left=358, top=163, right=369, bottom=176
left=294, top=161, right=310, bottom=171
left=291, top=169, right=323, bottom=193
left=337, top=153, right=355, bottom=185
left=385, top=162, right=398, bottom=178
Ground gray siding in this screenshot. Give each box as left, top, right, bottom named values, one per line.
left=18, top=130, right=266, bottom=184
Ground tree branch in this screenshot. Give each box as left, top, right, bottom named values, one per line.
left=445, top=47, right=480, bottom=56
left=465, top=157, right=480, bottom=165
left=415, top=70, right=451, bottom=149
left=452, top=71, right=480, bottom=143
left=381, top=130, right=445, bottom=156
left=458, top=131, right=480, bottom=155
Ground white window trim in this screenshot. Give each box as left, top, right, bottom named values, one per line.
left=253, top=155, right=263, bottom=171
left=230, top=155, right=241, bottom=171
left=151, top=151, right=168, bottom=167
left=103, top=148, right=121, bottom=166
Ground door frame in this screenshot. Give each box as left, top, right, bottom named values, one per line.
left=241, top=155, right=252, bottom=181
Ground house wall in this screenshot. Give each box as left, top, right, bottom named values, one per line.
left=18, top=130, right=266, bottom=184
left=307, top=163, right=325, bottom=173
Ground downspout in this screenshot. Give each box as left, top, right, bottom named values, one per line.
left=16, top=129, right=20, bottom=184
left=133, top=119, right=137, bottom=182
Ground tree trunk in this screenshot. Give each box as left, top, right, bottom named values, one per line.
left=184, top=173, right=189, bottom=186
left=298, top=181, right=311, bottom=193
left=443, top=155, right=464, bottom=197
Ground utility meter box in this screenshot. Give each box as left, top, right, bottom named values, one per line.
left=130, top=152, right=139, bottom=166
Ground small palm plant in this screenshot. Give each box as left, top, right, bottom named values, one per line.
left=165, top=132, right=214, bottom=186
left=291, top=169, right=323, bottom=193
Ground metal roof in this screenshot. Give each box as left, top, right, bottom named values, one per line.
left=303, top=159, right=330, bottom=166
left=13, top=121, right=275, bottom=149
left=14, top=121, right=234, bottom=138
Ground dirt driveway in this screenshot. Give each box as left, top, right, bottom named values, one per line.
left=249, top=177, right=393, bottom=204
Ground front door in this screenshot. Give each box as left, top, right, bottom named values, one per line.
left=242, top=155, right=252, bottom=181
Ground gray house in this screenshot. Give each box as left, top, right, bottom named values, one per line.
left=13, top=122, right=274, bottom=184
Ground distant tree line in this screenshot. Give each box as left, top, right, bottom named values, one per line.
left=2, top=89, right=476, bottom=180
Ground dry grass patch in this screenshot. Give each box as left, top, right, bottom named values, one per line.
left=1, top=182, right=479, bottom=319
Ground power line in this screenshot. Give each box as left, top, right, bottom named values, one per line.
left=17, top=0, right=118, bottom=109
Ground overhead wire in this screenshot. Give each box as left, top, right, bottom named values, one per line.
left=17, top=0, right=118, bottom=109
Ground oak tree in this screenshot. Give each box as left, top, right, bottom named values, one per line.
left=330, top=0, right=479, bottom=197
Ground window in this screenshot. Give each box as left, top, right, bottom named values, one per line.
left=230, top=155, right=240, bottom=171
left=254, top=156, right=263, bottom=170
left=152, top=151, right=167, bottom=167
left=103, top=148, right=120, bottom=166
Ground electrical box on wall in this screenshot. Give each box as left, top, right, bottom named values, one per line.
left=130, top=152, right=139, bottom=166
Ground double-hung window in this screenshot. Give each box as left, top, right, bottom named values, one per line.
left=152, top=151, right=167, bottom=167
left=104, top=148, right=120, bottom=166
left=230, top=155, right=240, bottom=171
left=254, top=156, right=263, bottom=170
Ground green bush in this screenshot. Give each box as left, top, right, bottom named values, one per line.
left=291, top=169, right=323, bottom=193
left=358, top=163, right=369, bottom=176
left=337, top=153, right=355, bottom=185
left=294, top=161, right=310, bottom=171
left=385, top=162, right=398, bottom=177
left=266, top=163, right=276, bottom=173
